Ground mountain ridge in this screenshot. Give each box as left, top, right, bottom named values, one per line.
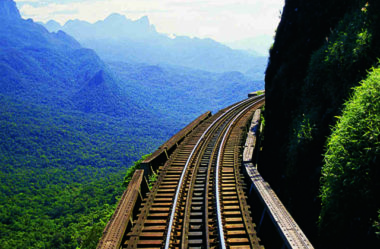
left=0, top=5, right=146, bottom=117
left=0, top=0, right=21, bottom=20
left=42, top=13, right=267, bottom=75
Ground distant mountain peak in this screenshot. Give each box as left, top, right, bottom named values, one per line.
left=104, top=13, right=151, bottom=28
left=65, top=19, right=90, bottom=26
left=136, top=15, right=150, bottom=25
left=104, top=13, right=128, bottom=23
left=46, top=20, right=60, bottom=26
left=45, top=20, right=62, bottom=32
left=0, top=0, right=21, bottom=20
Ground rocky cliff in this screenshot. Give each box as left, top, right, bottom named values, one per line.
left=263, top=0, right=380, bottom=248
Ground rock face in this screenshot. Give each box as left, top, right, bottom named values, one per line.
left=263, top=1, right=380, bottom=248
left=0, top=0, right=21, bottom=20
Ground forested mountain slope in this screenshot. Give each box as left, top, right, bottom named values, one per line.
left=108, top=62, right=264, bottom=122
left=0, top=3, right=147, bottom=118
left=263, top=0, right=380, bottom=248
left=0, top=0, right=167, bottom=247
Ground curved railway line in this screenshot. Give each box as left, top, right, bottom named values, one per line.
left=125, top=95, right=265, bottom=249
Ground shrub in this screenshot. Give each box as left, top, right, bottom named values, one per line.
left=319, top=65, right=380, bottom=247
left=123, top=154, right=151, bottom=187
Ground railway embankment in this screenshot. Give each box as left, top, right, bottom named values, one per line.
left=98, top=95, right=267, bottom=248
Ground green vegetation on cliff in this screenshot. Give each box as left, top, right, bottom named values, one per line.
left=264, top=0, right=380, bottom=247
left=320, top=66, right=380, bottom=247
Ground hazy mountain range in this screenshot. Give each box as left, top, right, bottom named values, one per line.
left=0, top=0, right=146, bottom=117
left=226, top=35, right=274, bottom=56
left=0, top=0, right=264, bottom=247
left=1, top=0, right=264, bottom=126
left=42, top=14, right=267, bottom=76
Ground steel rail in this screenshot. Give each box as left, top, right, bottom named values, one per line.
left=180, top=131, right=215, bottom=248
left=164, top=96, right=261, bottom=249
left=181, top=107, right=233, bottom=248
left=215, top=97, right=264, bottom=248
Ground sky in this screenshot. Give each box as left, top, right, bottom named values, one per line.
left=15, top=0, right=284, bottom=50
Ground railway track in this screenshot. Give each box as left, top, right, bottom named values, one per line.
left=125, top=95, right=265, bottom=249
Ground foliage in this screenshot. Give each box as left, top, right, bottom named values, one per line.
left=123, top=154, right=151, bottom=187
left=294, top=114, right=315, bottom=142
left=148, top=171, right=158, bottom=190
left=319, top=66, right=380, bottom=247
left=288, top=0, right=377, bottom=181
left=304, top=1, right=374, bottom=109
left=255, top=90, right=265, bottom=96
left=259, top=105, right=265, bottom=131
left=264, top=0, right=380, bottom=246
left=254, top=105, right=265, bottom=168
left=122, top=154, right=157, bottom=190
left=286, top=114, right=317, bottom=181
left=375, top=210, right=380, bottom=238
left=0, top=96, right=163, bottom=249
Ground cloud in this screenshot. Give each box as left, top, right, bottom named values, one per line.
left=16, top=0, right=284, bottom=42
